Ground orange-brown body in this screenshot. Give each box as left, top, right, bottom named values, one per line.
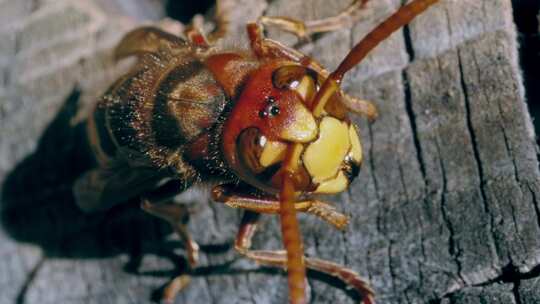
left=76, top=38, right=261, bottom=210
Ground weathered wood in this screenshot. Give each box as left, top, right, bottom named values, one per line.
left=441, top=284, right=517, bottom=304
left=1, top=0, right=540, bottom=303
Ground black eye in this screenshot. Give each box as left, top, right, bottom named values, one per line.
left=269, top=105, right=280, bottom=116
left=259, top=96, right=279, bottom=119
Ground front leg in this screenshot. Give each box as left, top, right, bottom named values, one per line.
left=141, top=198, right=199, bottom=303
left=234, top=211, right=375, bottom=304
left=141, top=199, right=200, bottom=267
left=211, top=184, right=349, bottom=230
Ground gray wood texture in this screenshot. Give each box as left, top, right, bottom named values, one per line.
left=1, top=0, right=539, bottom=303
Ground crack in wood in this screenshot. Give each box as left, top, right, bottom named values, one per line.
left=435, top=136, right=465, bottom=286
left=527, top=184, right=540, bottom=244
left=457, top=46, right=501, bottom=278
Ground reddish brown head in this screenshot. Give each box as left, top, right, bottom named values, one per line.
left=221, top=61, right=318, bottom=192
left=219, top=59, right=362, bottom=195
left=216, top=0, right=441, bottom=196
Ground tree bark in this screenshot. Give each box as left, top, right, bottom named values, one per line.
left=1, top=0, right=540, bottom=303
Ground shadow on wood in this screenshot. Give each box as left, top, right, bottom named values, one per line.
left=1, top=88, right=164, bottom=258
left=0, top=89, right=180, bottom=302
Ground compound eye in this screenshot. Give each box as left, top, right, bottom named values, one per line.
left=272, top=65, right=317, bottom=106
left=236, top=127, right=290, bottom=191
left=237, top=127, right=288, bottom=175
left=272, top=65, right=306, bottom=89
left=237, top=128, right=265, bottom=174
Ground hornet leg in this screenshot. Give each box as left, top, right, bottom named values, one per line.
left=234, top=211, right=375, bottom=304
left=141, top=198, right=199, bottom=303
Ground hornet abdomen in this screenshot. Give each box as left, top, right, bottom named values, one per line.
left=88, top=49, right=229, bottom=173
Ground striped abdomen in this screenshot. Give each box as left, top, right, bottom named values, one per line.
left=87, top=52, right=228, bottom=173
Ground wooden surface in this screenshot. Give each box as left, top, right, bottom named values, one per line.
left=1, top=0, right=540, bottom=303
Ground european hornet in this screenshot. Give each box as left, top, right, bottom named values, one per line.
left=74, top=0, right=440, bottom=303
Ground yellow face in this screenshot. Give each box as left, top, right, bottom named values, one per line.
left=237, top=64, right=362, bottom=195
left=302, top=117, right=362, bottom=193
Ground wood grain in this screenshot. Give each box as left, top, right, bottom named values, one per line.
left=1, top=0, right=539, bottom=303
